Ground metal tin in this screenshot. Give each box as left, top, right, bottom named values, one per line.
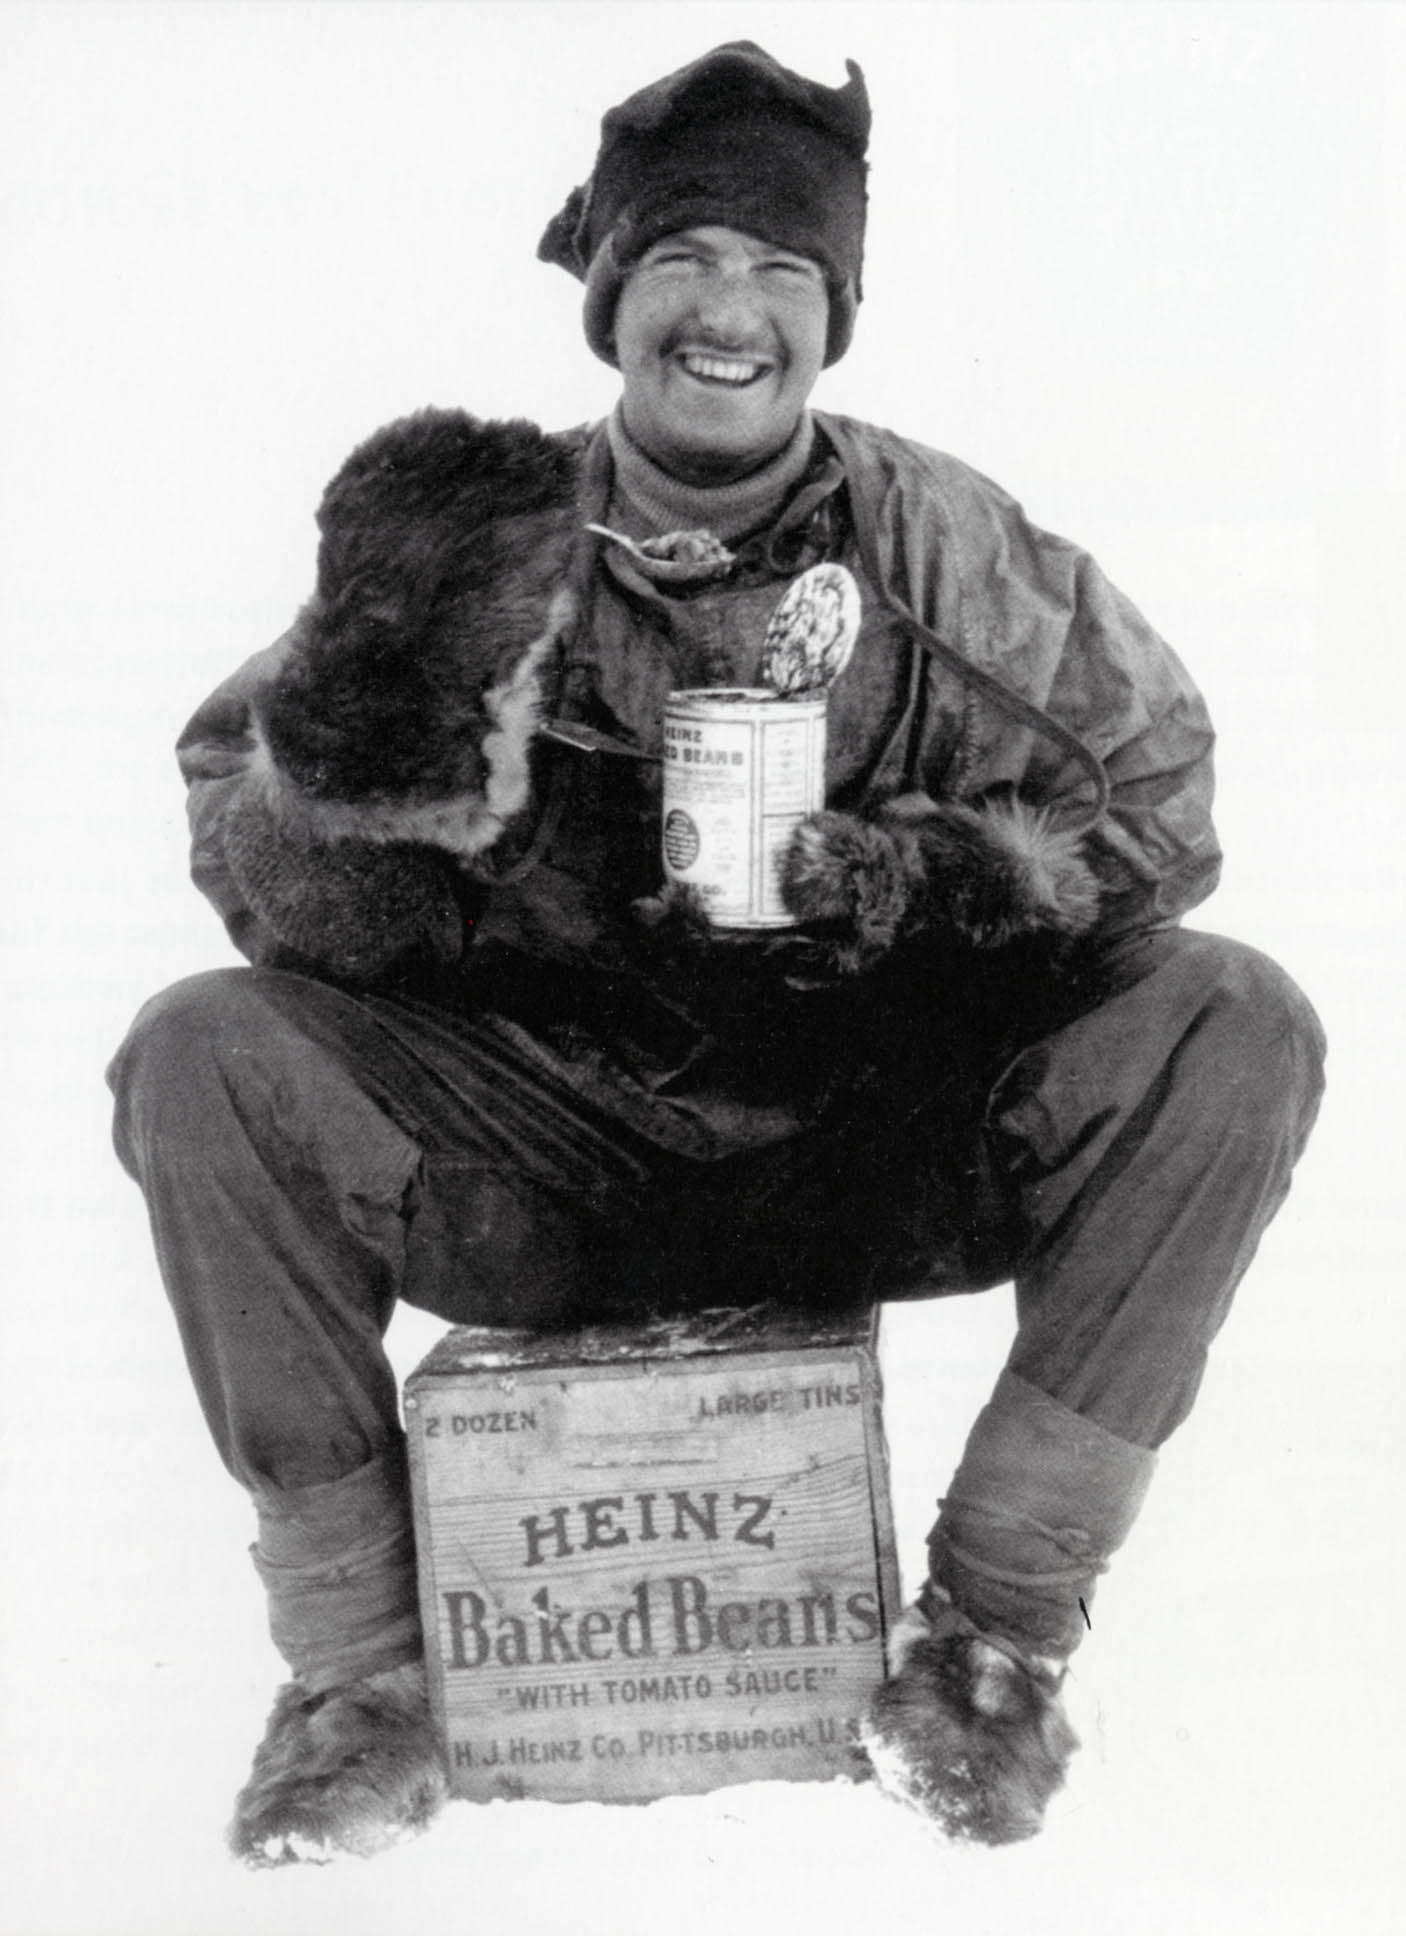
left=661, top=688, right=827, bottom=929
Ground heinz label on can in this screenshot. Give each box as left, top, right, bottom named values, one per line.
left=661, top=689, right=827, bottom=929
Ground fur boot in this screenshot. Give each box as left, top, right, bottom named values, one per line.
left=780, top=790, right=1101, bottom=975
left=859, top=1593, right=1078, bottom=1846
left=228, top=1661, right=447, bottom=1868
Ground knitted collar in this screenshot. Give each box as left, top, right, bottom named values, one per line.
left=605, top=403, right=817, bottom=545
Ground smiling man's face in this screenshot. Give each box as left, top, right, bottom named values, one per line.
left=612, top=226, right=830, bottom=486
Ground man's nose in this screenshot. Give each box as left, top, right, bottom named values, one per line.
left=691, top=265, right=763, bottom=341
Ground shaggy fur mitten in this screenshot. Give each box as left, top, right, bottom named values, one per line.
left=780, top=791, right=1101, bottom=975
left=859, top=1592, right=1078, bottom=1846
left=228, top=1661, right=447, bottom=1868
left=226, top=409, right=582, bottom=978
left=260, top=410, right=580, bottom=825
left=223, top=790, right=466, bottom=982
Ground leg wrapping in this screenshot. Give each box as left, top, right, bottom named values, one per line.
left=251, top=1444, right=422, bottom=1691
left=929, top=1370, right=1156, bottom=1660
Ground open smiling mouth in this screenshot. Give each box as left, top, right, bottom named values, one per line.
left=678, top=352, right=770, bottom=386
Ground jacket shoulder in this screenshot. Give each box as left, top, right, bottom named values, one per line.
left=813, top=411, right=1024, bottom=521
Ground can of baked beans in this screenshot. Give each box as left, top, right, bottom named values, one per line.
left=660, top=688, right=827, bottom=929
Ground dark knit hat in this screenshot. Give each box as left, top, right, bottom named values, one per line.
left=538, top=41, right=870, bottom=368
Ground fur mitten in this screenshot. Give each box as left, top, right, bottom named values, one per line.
left=228, top=1661, right=447, bottom=1868
left=260, top=410, right=581, bottom=825
left=860, top=1593, right=1078, bottom=1846
left=780, top=791, right=1101, bottom=975
left=226, top=410, right=582, bottom=977
left=223, top=792, right=466, bottom=982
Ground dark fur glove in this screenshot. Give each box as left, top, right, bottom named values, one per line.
left=779, top=792, right=1101, bottom=975
left=223, top=789, right=466, bottom=984
left=218, top=410, right=583, bottom=983
left=261, top=411, right=580, bottom=828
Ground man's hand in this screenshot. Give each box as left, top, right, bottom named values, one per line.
left=780, top=794, right=1102, bottom=975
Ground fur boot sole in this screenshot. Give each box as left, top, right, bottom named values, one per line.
left=228, top=1660, right=448, bottom=1868
left=859, top=1604, right=1078, bottom=1845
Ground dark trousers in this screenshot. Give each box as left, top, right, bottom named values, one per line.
left=109, top=928, right=1324, bottom=1497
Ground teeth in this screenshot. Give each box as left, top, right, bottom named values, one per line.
left=682, top=354, right=762, bottom=384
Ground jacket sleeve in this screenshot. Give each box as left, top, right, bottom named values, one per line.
left=826, top=416, right=1224, bottom=939
left=175, top=638, right=466, bottom=980
left=1001, top=536, right=1223, bottom=936
left=177, top=637, right=298, bottom=966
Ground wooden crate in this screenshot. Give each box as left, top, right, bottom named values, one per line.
left=405, top=1305, right=900, bottom=1804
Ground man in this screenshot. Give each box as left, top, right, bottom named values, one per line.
left=109, top=42, right=1325, bottom=1863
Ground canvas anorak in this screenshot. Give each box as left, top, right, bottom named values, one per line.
left=176, top=413, right=1222, bottom=1152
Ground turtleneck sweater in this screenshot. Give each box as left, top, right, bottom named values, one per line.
left=605, top=403, right=817, bottom=546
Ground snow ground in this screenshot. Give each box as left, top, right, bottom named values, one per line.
left=2, top=6, right=1402, bottom=1934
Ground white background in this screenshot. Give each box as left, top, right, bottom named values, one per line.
left=1, top=4, right=1401, bottom=1933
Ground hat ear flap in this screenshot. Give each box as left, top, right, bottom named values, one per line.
left=537, top=183, right=592, bottom=277
left=824, top=279, right=858, bottom=366
left=581, top=232, right=626, bottom=368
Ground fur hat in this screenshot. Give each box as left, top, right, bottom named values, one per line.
left=538, top=41, right=870, bottom=368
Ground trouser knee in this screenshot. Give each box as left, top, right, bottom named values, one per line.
left=109, top=968, right=271, bottom=1171
left=1166, top=931, right=1326, bottom=1146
